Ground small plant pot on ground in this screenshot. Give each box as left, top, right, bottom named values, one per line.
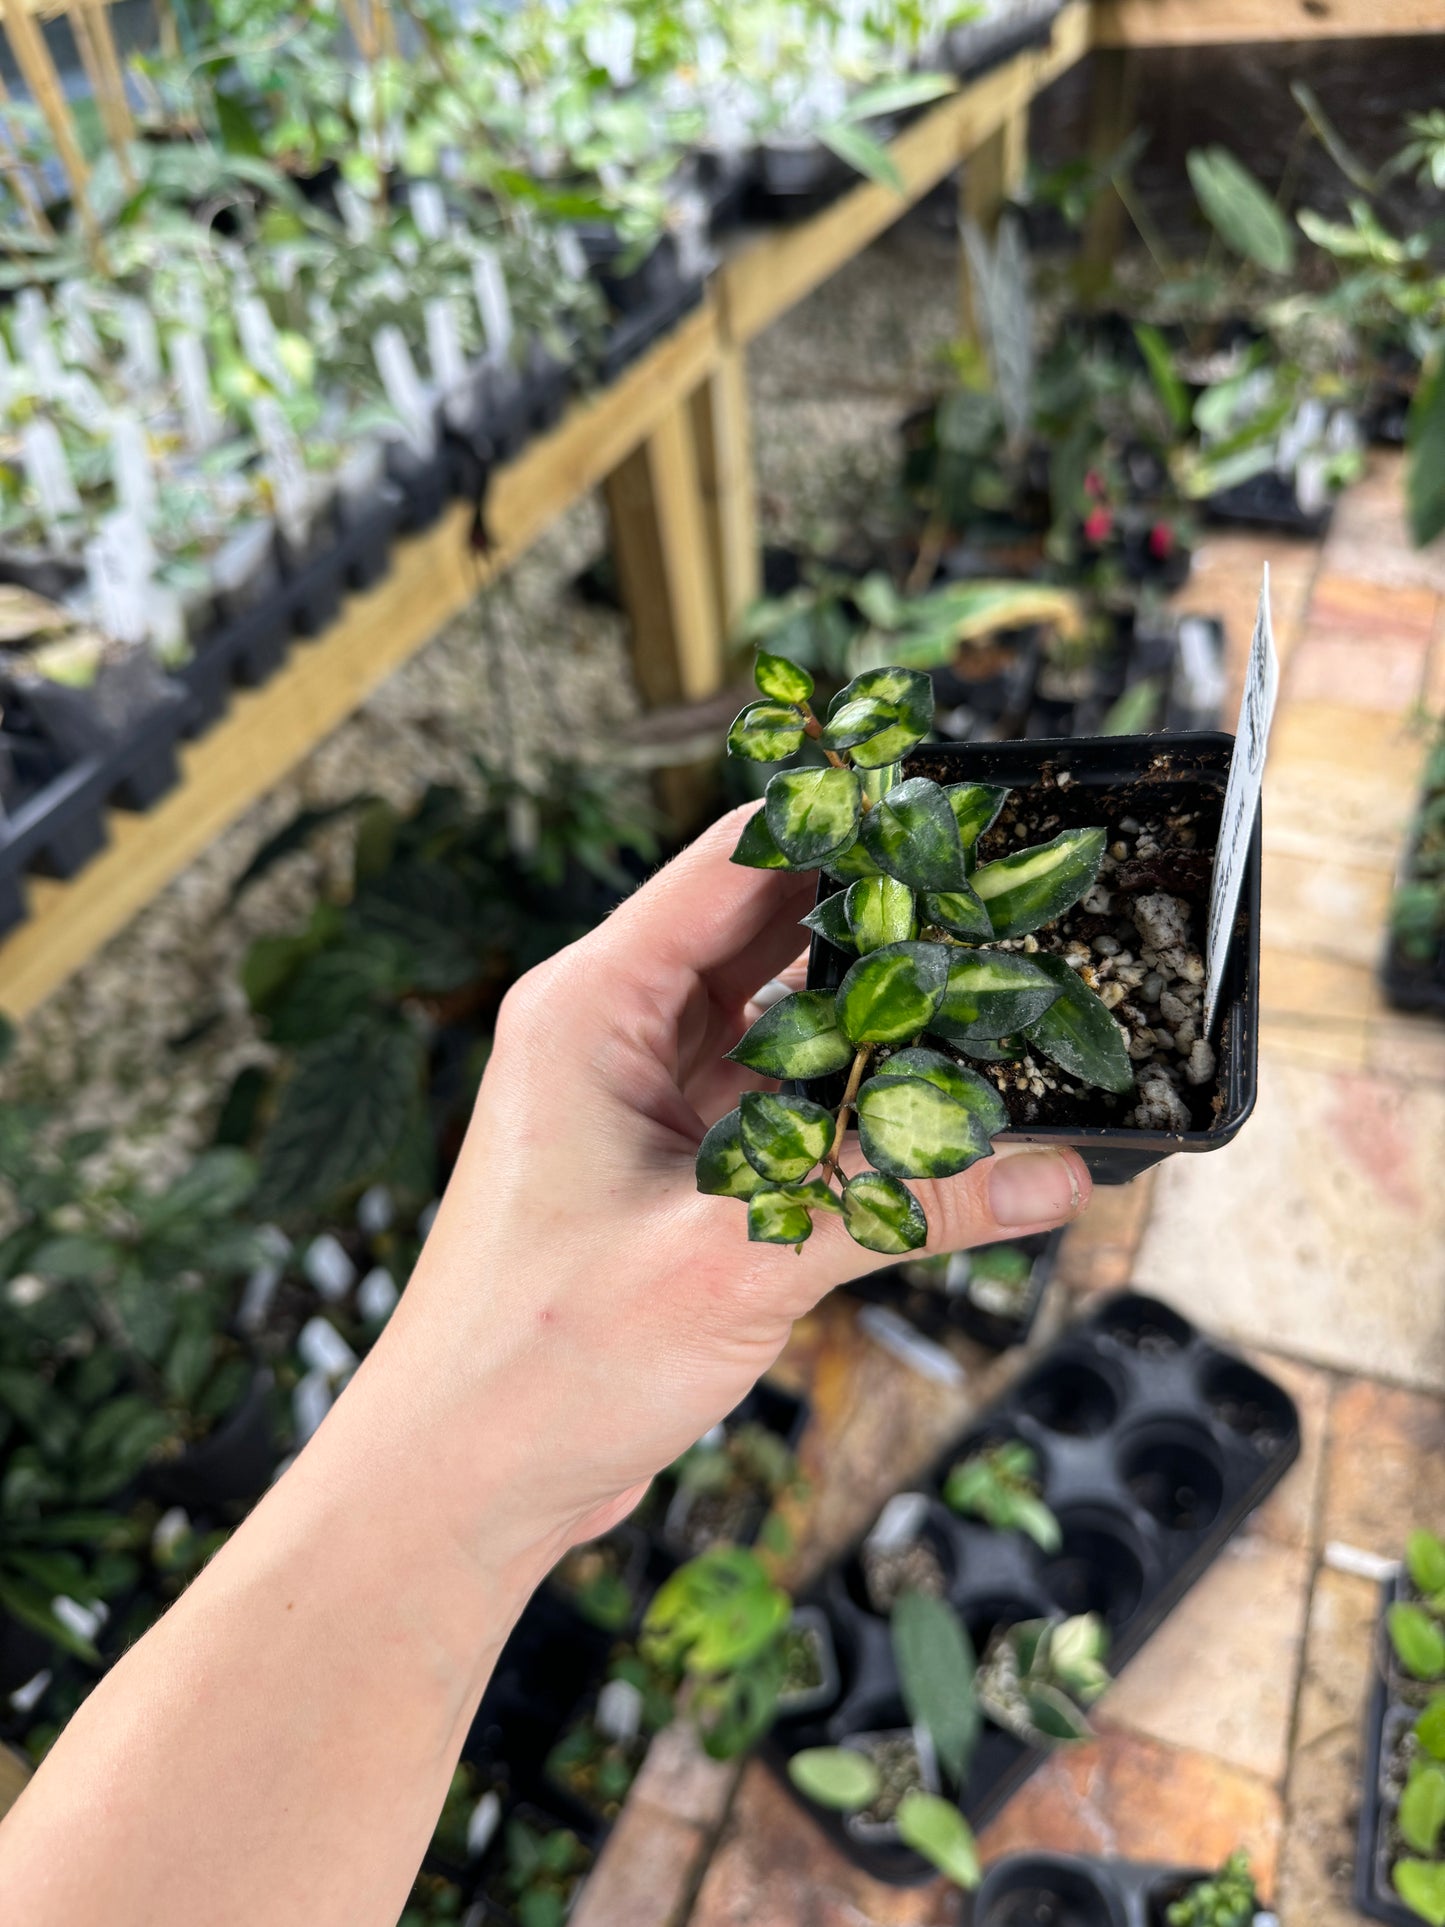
left=1205, top=466, right=1332, bottom=541
left=1028, top=616, right=1226, bottom=743
left=477, top=1801, right=598, bottom=1927
left=804, top=735, right=1260, bottom=1185
left=975, top=1851, right=1276, bottom=1927
left=145, top=1367, right=278, bottom=1512
left=1381, top=747, right=1445, bottom=1014
left=747, top=141, right=854, bottom=221
left=779, top=1605, right=842, bottom=1718
left=769, top=1292, right=1299, bottom=1882
left=849, top=1228, right=1062, bottom=1352
left=547, top=1522, right=652, bottom=1634
left=656, top=1379, right=810, bottom=1564
left=1354, top=1570, right=1445, bottom=1927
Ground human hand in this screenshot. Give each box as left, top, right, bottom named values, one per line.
left=390, top=804, right=1091, bottom=1567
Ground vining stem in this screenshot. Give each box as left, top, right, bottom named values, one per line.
left=828, top=1045, right=873, bottom=1171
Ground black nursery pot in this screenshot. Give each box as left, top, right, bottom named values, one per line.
left=974, top=1853, right=1223, bottom=1927
left=146, top=1368, right=278, bottom=1512
left=1354, top=1572, right=1432, bottom=1927
left=848, top=1227, right=1062, bottom=1353
left=803, top=734, right=1260, bottom=1186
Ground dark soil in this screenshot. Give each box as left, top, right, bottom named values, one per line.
left=674, top=1485, right=761, bottom=1554
left=849, top=1730, right=929, bottom=1830
left=863, top=1538, right=947, bottom=1615
left=780, top=1623, right=826, bottom=1697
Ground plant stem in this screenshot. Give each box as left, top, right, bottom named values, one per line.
left=798, top=703, right=869, bottom=802
left=828, top=1046, right=872, bottom=1170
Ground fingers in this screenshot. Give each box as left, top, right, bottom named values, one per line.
left=741, top=947, right=811, bottom=1025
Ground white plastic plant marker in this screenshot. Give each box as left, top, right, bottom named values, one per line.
left=857, top=1306, right=967, bottom=1388
left=237, top=294, right=291, bottom=393
left=372, top=325, right=436, bottom=457
left=153, top=1507, right=191, bottom=1559
left=253, top=396, right=313, bottom=547
left=596, top=1677, right=644, bottom=1744
left=1175, top=615, right=1226, bottom=719
left=1323, top=1541, right=1399, bottom=1582
left=170, top=330, right=221, bottom=450
left=292, top=1371, right=333, bottom=1443
left=86, top=510, right=154, bottom=646
left=471, top=247, right=514, bottom=363
left=9, top=1669, right=51, bottom=1716
left=15, top=287, right=62, bottom=391
left=466, top=1791, right=503, bottom=1860
left=303, top=1233, right=357, bottom=1302
left=555, top=229, right=588, bottom=282
left=57, top=281, right=101, bottom=363
left=695, top=1423, right=726, bottom=1452
left=298, top=1316, right=358, bottom=1381
left=356, top=1184, right=395, bottom=1235
left=357, top=1266, right=399, bottom=1324
left=52, top=1596, right=105, bottom=1644
left=21, top=419, right=81, bottom=528
left=866, top=1490, right=931, bottom=1555
left=1203, top=565, right=1278, bottom=1038
left=111, top=414, right=157, bottom=523
left=238, top=1226, right=292, bottom=1333
left=410, top=180, right=449, bottom=240
left=424, top=296, right=468, bottom=396
left=118, top=298, right=161, bottom=389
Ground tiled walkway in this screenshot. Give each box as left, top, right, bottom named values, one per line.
left=575, top=453, right=1445, bottom=1927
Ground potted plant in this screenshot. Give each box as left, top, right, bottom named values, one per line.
left=663, top=1416, right=802, bottom=1558
left=640, top=1545, right=794, bottom=1761
left=482, top=1811, right=594, bottom=1927
left=427, top=1758, right=508, bottom=1881
left=968, top=1849, right=1276, bottom=1927
left=548, top=1523, right=651, bottom=1632
left=543, top=1655, right=673, bottom=1823
left=855, top=1231, right=1062, bottom=1350
left=696, top=644, right=1258, bottom=1222
left=1384, top=716, right=1445, bottom=1015
left=1157, top=1850, right=1273, bottom=1927
left=942, top=1439, right=1060, bottom=1552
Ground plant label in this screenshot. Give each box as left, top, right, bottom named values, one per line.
left=15, top=287, right=62, bottom=393
left=57, top=368, right=110, bottom=434
left=857, top=1305, right=967, bottom=1387
left=52, top=1595, right=106, bottom=1643
left=866, top=1490, right=931, bottom=1554
left=303, top=1232, right=358, bottom=1302
left=555, top=229, right=588, bottom=282
left=356, top=1183, right=395, bottom=1235
left=292, top=1369, right=333, bottom=1443
left=597, top=1677, right=644, bottom=1743
left=357, top=1267, right=399, bottom=1324
left=118, top=297, right=162, bottom=390
left=57, top=280, right=102, bottom=365
left=111, top=414, right=157, bottom=523
left=298, top=1316, right=358, bottom=1382
left=410, top=180, right=449, bottom=240
left=424, top=296, right=468, bottom=397
left=237, top=294, right=291, bottom=393
left=372, top=325, right=436, bottom=457
left=335, top=181, right=373, bottom=242
left=471, top=247, right=514, bottom=362
left=9, top=1669, right=52, bottom=1715
left=20, top=419, right=82, bottom=529
left=170, top=329, right=222, bottom=450
left=85, top=511, right=154, bottom=646
left=253, top=396, right=313, bottom=546
left=153, top=1506, right=191, bottom=1559
left=1203, top=565, right=1278, bottom=1036
left=1175, top=615, right=1226, bottom=718
left=584, top=15, right=636, bottom=84
left=466, top=1791, right=502, bottom=1860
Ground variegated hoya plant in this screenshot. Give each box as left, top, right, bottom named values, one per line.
left=696, top=648, right=1134, bottom=1254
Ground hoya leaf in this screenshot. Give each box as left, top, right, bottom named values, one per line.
left=845, top=875, right=917, bottom=952
left=1418, top=1698, right=1445, bottom=1763
left=802, top=892, right=857, bottom=954
left=1022, top=1681, right=1094, bottom=1743
left=755, top=650, right=813, bottom=704
left=841, top=1172, right=928, bottom=1253
left=787, top=1746, right=880, bottom=1811
left=730, top=809, right=803, bottom=872
left=817, top=118, right=903, bottom=195
left=695, top=1110, right=767, bottom=1200
left=1409, top=1530, right=1445, bottom=1601
left=822, top=838, right=885, bottom=883
left=931, top=951, right=1061, bottom=1042
left=1401, top=1762, right=1445, bottom=1857
left=946, top=782, right=1010, bottom=852
left=739, top=1092, right=834, bottom=1183
left=822, top=666, right=933, bottom=768
left=836, top=942, right=949, bottom=1045
left=1395, top=1861, right=1445, bottom=1927
left=859, top=778, right=970, bottom=893
left=971, top=828, right=1106, bottom=940
left=1187, top=145, right=1296, bottom=274
left=782, top=1178, right=842, bottom=1215
left=919, top=885, right=994, bottom=943
left=765, top=766, right=863, bottom=867
left=747, top=1190, right=814, bottom=1246
left=892, top=1590, right=980, bottom=1786
left=727, top=990, right=855, bottom=1080
left=875, top=1047, right=1007, bottom=1119
left=1022, top=954, right=1134, bottom=1094
left=896, top=1793, right=981, bottom=1890
left=1391, top=1602, right=1445, bottom=1681
left=728, top=700, right=806, bottom=764
left=856, top=1071, right=1003, bottom=1179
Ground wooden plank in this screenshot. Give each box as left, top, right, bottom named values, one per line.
left=959, top=102, right=1030, bottom=334
left=1079, top=46, right=1139, bottom=292
left=0, top=304, right=721, bottom=1017
left=1093, top=0, right=1442, bottom=43
left=690, top=344, right=760, bottom=638
left=2, top=1, right=103, bottom=259
left=715, top=0, right=1090, bottom=346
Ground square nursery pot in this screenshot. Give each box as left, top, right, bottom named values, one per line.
left=849, top=1227, right=1063, bottom=1353
left=655, top=1377, right=810, bottom=1565
left=144, top=1366, right=278, bottom=1512
left=1206, top=465, right=1333, bottom=540
left=767, top=1292, right=1299, bottom=1882
left=804, top=733, right=1261, bottom=1185
left=1354, top=1571, right=1438, bottom=1926
left=974, top=1852, right=1266, bottom=1927
left=475, top=1800, right=598, bottom=1927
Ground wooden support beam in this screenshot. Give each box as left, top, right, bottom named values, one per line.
left=1079, top=46, right=1139, bottom=294
left=959, top=102, right=1030, bottom=334
left=2, top=0, right=104, bottom=260
left=689, top=344, right=760, bottom=643
left=1093, top=0, right=1442, bottom=44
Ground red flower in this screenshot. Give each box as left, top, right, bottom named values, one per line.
left=1084, top=469, right=1105, bottom=498
left=1148, top=521, right=1175, bottom=558
left=1083, top=505, right=1113, bottom=544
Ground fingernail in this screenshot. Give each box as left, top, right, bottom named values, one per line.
left=988, top=1149, right=1080, bottom=1227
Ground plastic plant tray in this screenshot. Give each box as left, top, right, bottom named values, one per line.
left=972, top=1851, right=1230, bottom=1926
left=767, top=1291, right=1300, bottom=1882
left=1354, top=1572, right=1429, bottom=1927
left=847, top=1227, right=1063, bottom=1353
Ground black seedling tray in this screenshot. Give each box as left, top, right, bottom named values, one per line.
left=804, top=734, right=1260, bottom=1185
left=970, top=1851, right=1225, bottom=1927
left=847, top=1228, right=1063, bottom=1353
left=1382, top=936, right=1445, bottom=1017
left=768, top=1291, right=1300, bottom=1883
left=945, top=0, right=1063, bottom=80
left=1206, top=468, right=1331, bottom=541
left=1354, top=1573, right=1428, bottom=1927
left=596, top=275, right=706, bottom=384
left=646, top=1378, right=811, bottom=1567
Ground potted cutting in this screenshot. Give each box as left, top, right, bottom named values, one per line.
left=543, top=1652, right=675, bottom=1823
left=640, top=1545, right=794, bottom=1761
left=697, top=642, right=1258, bottom=1225
left=1156, top=1850, right=1274, bottom=1926
left=1384, top=716, right=1445, bottom=1015
left=481, top=1812, right=594, bottom=1927
left=942, top=1438, right=1060, bottom=1552
left=663, top=1415, right=802, bottom=1559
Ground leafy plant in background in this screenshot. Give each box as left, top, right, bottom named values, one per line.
left=695, top=647, right=1132, bottom=1253
left=1389, top=1529, right=1445, bottom=1682
left=491, top=1816, right=593, bottom=1927
left=974, top=1610, right=1111, bottom=1744
left=640, top=1545, right=793, bottom=1760
left=1165, top=1850, right=1264, bottom=1927
left=942, top=1439, right=1059, bottom=1551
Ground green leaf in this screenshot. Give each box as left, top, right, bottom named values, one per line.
left=765, top=767, right=863, bottom=867
left=845, top=876, right=917, bottom=952
left=932, top=951, right=1062, bottom=1042
left=731, top=809, right=803, bottom=871
left=821, top=667, right=933, bottom=769
left=801, top=893, right=857, bottom=954
left=971, top=829, right=1106, bottom=941
left=1417, top=1698, right=1445, bottom=1763
left=946, top=783, right=1010, bottom=852
left=857, top=1061, right=1004, bottom=1179
left=1134, top=323, right=1191, bottom=433
left=822, top=839, right=886, bottom=883
left=787, top=1747, right=880, bottom=1811
left=1022, top=954, right=1134, bottom=1093
left=1186, top=146, right=1295, bottom=273
left=781, top=1179, right=842, bottom=1215
left=859, top=778, right=970, bottom=893
left=728, top=700, right=807, bottom=763
left=739, top=1092, right=834, bottom=1183
left=1391, top=1602, right=1445, bottom=1680
left=896, top=1792, right=981, bottom=1890
left=30, top=1234, right=115, bottom=1282
left=1395, top=1861, right=1445, bottom=1927
left=1022, top=1680, right=1095, bottom=1742
left=747, top=1190, right=815, bottom=1246
left=841, top=1172, right=928, bottom=1254
left=755, top=650, right=814, bottom=704
left=147, top=1146, right=257, bottom=1226
left=920, top=887, right=994, bottom=942
left=892, top=1590, right=979, bottom=1786
left=817, top=120, right=902, bottom=195
left=841, top=73, right=956, bottom=121
left=1407, top=352, right=1445, bottom=550
left=695, top=1110, right=767, bottom=1200
left=837, top=942, right=949, bottom=1044
left=0, top=1574, right=100, bottom=1665
left=727, top=990, right=855, bottom=1079
left=257, top=1017, right=426, bottom=1219
left=1401, top=1762, right=1445, bottom=1856
left=1407, top=1531, right=1445, bottom=1599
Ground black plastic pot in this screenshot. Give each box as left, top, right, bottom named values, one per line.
left=1380, top=829, right=1445, bottom=1016
left=385, top=433, right=452, bottom=532
left=848, top=1228, right=1063, bottom=1353
left=596, top=273, right=705, bottom=385
left=767, top=1291, right=1299, bottom=1882
left=1206, top=468, right=1331, bottom=540
left=145, top=1368, right=277, bottom=1512
left=972, top=1852, right=1250, bottom=1927
left=803, top=734, right=1260, bottom=1185
left=652, top=1378, right=811, bottom=1566
left=943, top=0, right=1063, bottom=79
left=0, top=1608, right=54, bottom=1696
left=1354, top=1572, right=1433, bottom=1927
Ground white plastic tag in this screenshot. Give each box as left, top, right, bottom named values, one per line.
left=857, top=1306, right=968, bottom=1387
left=865, top=1490, right=931, bottom=1554
left=555, top=229, right=587, bottom=282
left=1203, top=566, right=1278, bottom=1037
left=237, top=294, right=290, bottom=392
left=153, top=1507, right=191, bottom=1559
left=9, top=1669, right=52, bottom=1716
left=57, top=280, right=101, bottom=364
left=357, top=1266, right=399, bottom=1323
left=238, top=1228, right=291, bottom=1333
left=466, top=1791, right=503, bottom=1860
left=372, top=326, right=436, bottom=455
left=596, top=1677, right=644, bottom=1743
left=85, top=510, right=154, bottom=645
left=21, top=419, right=82, bottom=526
left=585, top=15, right=636, bottom=84
left=410, top=180, right=449, bottom=241
left=171, top=329, right=222, bottom=450
left=253, top=395, right=312, bottom=546
left=335, top=182, right=373, bottom=242
left=15, top=287, right=62, bottom=391
left=1323, top=1541, right=1399, bottom=1582
left=303, top=1232, right=357, bottom=1303
left=118, top=297, right=162, bottom=389
left=356, top=1183, right=395, bottom=1235
left=52, top=1595, right=105, bottom=1643
left=1175, top=615, right=1226, bottom=718
left=424, top=296, right=468, bottom=395
left=471, top=248, right=514, bottom=361
left=298, top=1316, right=358, bottom=1381
left=58, top=369, right=109, bottom=433
left=111, top=414, right=156, bottom=522
left=292, top=1370, right=333, bottom=1443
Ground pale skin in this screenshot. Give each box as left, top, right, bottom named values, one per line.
left=0, top=804, right=1090, bottom=1926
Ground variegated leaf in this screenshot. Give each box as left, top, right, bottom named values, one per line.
left=859, top=777, right=970, bottom=893
left=820, top=666, right=933, bottom=769
left=841, top=1172, right=928, bottom=1253
left=856, top=1063, right=1004, bottom=1178
left=845, top=875, right=916, bottom=952
left=727, top=700, right=806, bottom=763
left=748, top=1190, right=814, bottom=1245
left=971, top=828, right=1106, bottom=940
left=947, top=782, right=1010, bottom=853
left=823, top=838, right=885, bottom=883
left=836, top=941, right=949, bottom=1045
left=727, top=989, right=855, bottom=1079
left=755, top=650, right=814, bottom=704
left=873, top=1047, right=1009, bottom=1125
left=765, top=766, right=863, bottom=867
left=782, top=1178, right=843, bottom=1215
left=730, top=809, right=802, bottom=871
left=931, top=951, right=1062, bottom=1042
left=1022, top=954, right=1134, bottom=1093
left=920, top=884, right=993, bottom=942
left=739, top=1091, right=834, bottom=1183
left=695, top=1108, right=767, bottom=1199
left=801, top=892, right=856, bottom=954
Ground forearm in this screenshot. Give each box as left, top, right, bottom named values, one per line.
left=0, top=1284, right=568, bottom=1927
